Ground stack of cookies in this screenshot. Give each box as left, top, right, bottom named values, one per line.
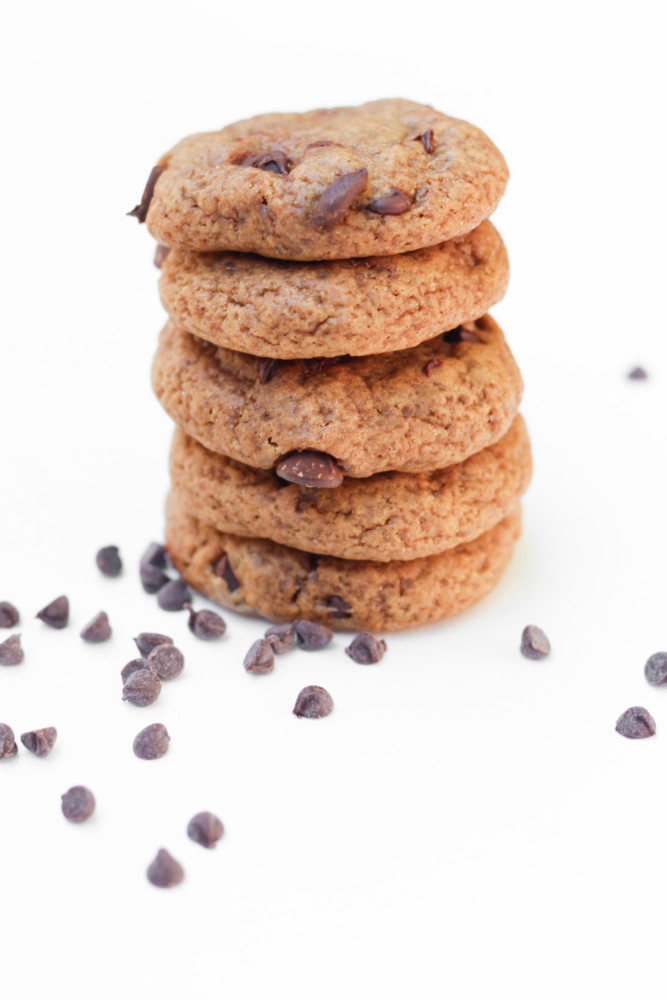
left=130, top=99, right=531, bottom=632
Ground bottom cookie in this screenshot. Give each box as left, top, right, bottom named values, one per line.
left=165, top=492, right=522, bottom=632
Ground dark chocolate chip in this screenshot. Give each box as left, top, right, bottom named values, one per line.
left=345, top=632, right=387, bottom=664
left=293, top=685, right=334, bottom=719
left=443, top=324, right=481, bottom=344
left=185, top=604, right=226, bottom=640
left=61, top=786, right=96, bottom=823
left=128, top=165, right=165, bottom=223
left=414, top=129, right=435, bottom=154
left=36, top=595, right=69, bottom=629
left=264, top=623, right=296, bottom=655
left=366, top=188, right=413, bottom=215
left=313, top=168, right=368, bottom=227
left=154, top=245, right=170, bottom=269
left=133, top=723, right=171, bottom=760
left=243, top=638, right=274, bottom=674
left=96, top=545, right=122, bottom=577
left=147, top=643, right=184, bottom=680
left=121, top=658, right=151, bottom=684
left=0, top=602, right=19, bottom=628
left=325, top=595, right=352, bottom=619
left=423, top=359, right=443, bottom=377
left=628, top=366, right=648, bottom=380
left=615, top=706, right=656, bottom=739
left=147, top=849, right=184, bottom=888
left=305, top=140, right=338, bottom=150
left=141, top=542, right=168, bottom=570
left=258, top=358, right=281, bottom=384
left=442, top=326, right=463, bottom=343
left=0, top=634, right=24, bottom=666
left=134, top=632, right=173, bottom=658
left=0, top=723, right=18, bottom=759
left=21, top=727, right=58, bottom=757
left=213, top=554, right=241, bottom=593
left=187, top=811, right=224, bottom=848
left=80, top=611, right=112, bottom=644
left=276, top=451, right=343, bottom=489
left=645, top=652, right=667, bottom=686
left=122, top=669, right=162, bottom=707
left=242, top=149, right=292, bottom=176
left=520, top=625, right=551, bottom=660
left=294, top=620, right=333, bottom=651
left=157, top=578, right=191, bottom=611
left=140, top=563, right=170, bottom=594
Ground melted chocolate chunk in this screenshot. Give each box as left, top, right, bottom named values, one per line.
left=313, top=169, right=368, bottom=227
left=414, top=129, right=435, bottom=154
left=276, top=452, right=343, bottom=489
left=213, top=554, right=240, bottom=593
left=258, top=358, right=282, bottom=384
left=423, top=359, right=444, bottom=377
left=325, top=595, right=352, bottom=619
left=242, top=149, right=292, bottom=176
left=127, top=166, right=165, bottom=223
left=366, top=188, right=413, bottom=215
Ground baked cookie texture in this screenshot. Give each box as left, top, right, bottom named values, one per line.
left=152, top=315, right=523, bottom=479
left=157, top=221, right=509, bottom=359
left=165, top=491, right=522, bottom=632
left=169, top=415, right=531, bottom=562
left=144, top=99, right=508, bottom=259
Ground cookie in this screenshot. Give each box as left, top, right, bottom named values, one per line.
left=165, top=491, right=522, bottom=632
left=169, top=415, right=531, bottom=562
left=139, top=99, right=508, bottom=260
left=152, top=315, right=522, bottom=480
left=157, top=221, right=508, bottom=359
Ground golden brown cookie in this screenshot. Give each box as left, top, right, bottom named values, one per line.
left=138, top=99, right=508, bottom=260
left=165, top=491, right=522, bottom=632
left=157, top=221, right=508, bottom=359
left=169, top=416, right=531, bottom=562
left=151, top=315, right=523, bottom=480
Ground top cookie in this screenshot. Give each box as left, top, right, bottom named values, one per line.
left=138, top=99, right=508, bottom=260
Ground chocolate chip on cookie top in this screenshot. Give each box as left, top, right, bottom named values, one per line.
left=139, top=99, right=508, bottom=260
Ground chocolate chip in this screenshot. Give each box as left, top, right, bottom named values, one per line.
left=628, top=366, right=648, bottom=380
left=305, top=140, right=337, bottom=150
left=242, top=149, right=292, bottom=176
left=21, top=727, right=57, bottom=757
left=134, top=632, right=173, bottom=658
left=147, top=849, right=184, bottom=888
left=0, top=602, right=19, bottom=628
left=141, top=542, right=168, bottom=570
left=366, top=188, right=413, bottom=215
left=157, top=578, right=191, bottom=611
left=313, top=168, right=368, bottom=227
left=276, top=451, right=343, bottom=489
left=423, top=359, right=444, bottom=376
left=264, top=623, right=296, bottom=655
left=520, top=625, right=551, bottom=660
left=294, top=620, right=333, bottom=651
left=61, top=786, right=96, bottom=823
left=96, top=545, right=122, bottom=577
left=345, top=632, right=387, bottom=664
left=80, top=611, right=112, bottom=644
left=140, top=563, right=170, bottom=594
left=0, top=635, right=24, bottom=666
left=185, top=604, right=226, bottom=640
left=0, top=723, right=18, bottom=759
left=147, top=643, right=184, bottom=680
left=154, top=245, right=170, bottom=269
left=414, top=129, right=435, bottom=154
left=293, top=685, right=334, bottom=719
left=442, top=326, right=463, bottom=343
left=133, top=723, right=171, bottom=760
left=121, top=658, right=151, bottom=683
left=301, top=356, right=345, bottom=380
left=325, top=595, right=352, bottom=619
left=122, top=669, right=161, bottom=707
left=443, top=325, right=481, bottom=344
left=258, top=358, right=281, bottom=384
left=36, top=595, right=69, bottom=629
left=243, top=638, right=275, bottom=674
left=187, top=811, right=224, bottom=848
left=213, top=554, right=240, bottom=593
left=128, top=165, right=165, bottom=223
left=645, top=652, right=667, bottom=686
left=615, top=706, right=656, bottom=739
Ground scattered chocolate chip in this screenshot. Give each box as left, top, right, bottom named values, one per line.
left=122, top=669, right=161, bottom=707
left=133, top=723, right=171, bottom=760
left=294, top=620, right=333, bottom=651
left=258, top=358, right=281, bottom=384
left=147, top=849, right=184, bottom=888
left=366, top=188, right=413, bottom=215
left=80, top=611, right=112, bottom=643
left=154, top=245, right=170, bottom=269
left=443, top=326, right=462, bottom=343
left=313, top=168, right=368, bottom=227
left=0, top=634, right=24, bottom=666
left=184, top=604, right=226, bottom=640
left=147, top=643, right=184, bottom=680
left=141, top=542, right=168, bottom=570
left=345, top=632, right=387, bottom=664
left=628, top=366, right=648, bottom=380
left=140, top=563, right=170, bottom=594
left=61, top=786, right=96, bottom=823
left=645, top=652, right=667, bottom=686
left=96, top=545, right=122, bottom=577
left=121, top=658, right=151, bottom=683
left=414, top=129, right=435, bottom=154
left=21, top=727, right=58, bottom=757
left=213, top=554, right=240, bottom=593
left=134, top=632, right=173, bottom=658
left=443, top=324, right=481, bottom=344
left=36, top=595, right=69, bottom=629
left=243, top=638, right=274, bottom=674
left=157, top=578, right=191, bottom=611
left=293, top=685, right=334, bottom=719
left=615, top=706, right=656, bottom=739
left=423, top=359, right=443, bottom=377
left=0, top=723, right=18, bottom=759
left=127, top=165, right=165, bottom=223
left=276, top=451, right=343, bottom=489
left=264, top=623, right=296, bottom=655
left=0, top=602, right=19, bottom=628
left=325, top=595, right=352, bottom=619
left=242, top=149, right=292, bottom=176
left=520, top=625, right=551, bottom=660
left=187, top=811, right=224, bottom=848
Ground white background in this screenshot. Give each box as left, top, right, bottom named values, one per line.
left=2, top=2, right=667, bottom=997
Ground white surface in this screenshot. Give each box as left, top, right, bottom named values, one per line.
left=2, top=2, right=667, bottom=997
